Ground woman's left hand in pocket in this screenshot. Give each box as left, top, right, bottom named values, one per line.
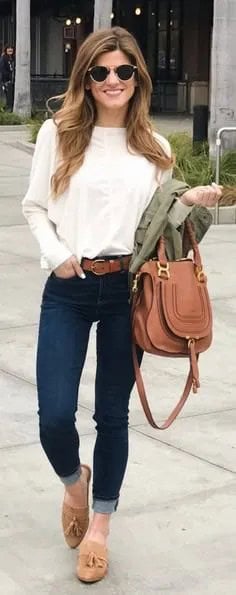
left=180, top=183, right=223, bottom=207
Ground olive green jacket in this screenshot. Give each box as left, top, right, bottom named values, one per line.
left=129, top=178, right=212, bottom=274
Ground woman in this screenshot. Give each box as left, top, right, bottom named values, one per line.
left=0, top=45, right=15, bottom=110
left=22, top=27, right=221, bottom=583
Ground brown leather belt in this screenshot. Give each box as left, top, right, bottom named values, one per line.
left=81, top=255, right=131, bottom=275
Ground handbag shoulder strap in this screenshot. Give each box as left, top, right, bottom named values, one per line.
left=132, top=343, right=194, bottom=430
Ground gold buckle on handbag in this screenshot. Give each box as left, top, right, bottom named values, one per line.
left=132, top=273, right=140, bottom=293
left=157, top=262, right=170, bottom=279
left=195, top=265, right=205, bottom=283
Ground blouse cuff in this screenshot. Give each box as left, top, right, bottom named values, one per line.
left=168, top=199, right=193, bottom=228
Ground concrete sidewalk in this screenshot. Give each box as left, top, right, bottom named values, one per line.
left=0, top=128, right=235, bottom=595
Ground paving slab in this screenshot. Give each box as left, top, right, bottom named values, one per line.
left=0, top=251, right=34, bottom=266
left=0, top=433, right=235, bottom=595
left=0, top=197, right=25, bottom=226
left=153, top=114, right=193, bottom=137
left=0, top=125, right=30, bottom=143
left=0, top=178, right=29, bottom=197
left=0, top=263, right=45, bottom=328
left=134, top=406, right=236, bottom=472
left=0, top=148, right=31, bottom=172
left=0, top=370, right=94, bottom=450
left=0, top=225, right=39, bottom=260
left=0, top=164, right=29, bottom=175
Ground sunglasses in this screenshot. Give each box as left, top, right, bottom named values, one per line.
left=88, top=64, right=137, bottom=83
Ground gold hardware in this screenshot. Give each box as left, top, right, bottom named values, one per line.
left=157, top=261, right=170, bottom=279
left=90, top=259, right=106, bottom=275
left=188, top=338, right=195, bottom=348
left=132, top=274, right=140, bottom=293
left=195, top=265, right=205, bottom=283
left=187, top=337, right=199, bottom=346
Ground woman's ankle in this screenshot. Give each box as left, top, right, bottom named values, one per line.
left=84, top=528, right=109, bottom=547
left=64, top=472, right=88, bottom=508
left=85, top=512, right=111, bottom=542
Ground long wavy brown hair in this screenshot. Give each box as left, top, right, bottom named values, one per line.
left=50, top=27, right=173, bottom=197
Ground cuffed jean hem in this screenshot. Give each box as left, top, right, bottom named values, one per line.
left=93, top=498, right=119, bottom=514
left=59, top=467, right=81, bottom=486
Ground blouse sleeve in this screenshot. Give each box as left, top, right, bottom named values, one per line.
left=22, top=119, right=72, bottom=269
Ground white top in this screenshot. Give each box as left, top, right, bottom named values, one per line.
left=22, top=119, right=192, bottom=270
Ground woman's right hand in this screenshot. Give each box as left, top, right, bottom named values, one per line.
left=53, top=255, right=86, bottom=279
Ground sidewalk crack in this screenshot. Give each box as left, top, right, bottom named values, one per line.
left=131, top=427, right=236, bottom=476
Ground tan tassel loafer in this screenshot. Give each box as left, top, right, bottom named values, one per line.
left=77, top=540, right=108, bottom=583
left=62, top=464, right=91, bottom=549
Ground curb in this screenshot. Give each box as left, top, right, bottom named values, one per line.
left=0, top=124, right=29, bottom=131
left=13, top=140, right=35, bottom=155
left=208, top=206, right=236, bottom=224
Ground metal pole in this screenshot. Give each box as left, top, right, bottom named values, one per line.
left=215, top=127, right=236, bottom=224
left=215, top=137, right=221, bottom=224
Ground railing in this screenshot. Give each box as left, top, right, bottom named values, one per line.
left=31, top=74, right=68, bottom=79
left=215, top=127, right=236, bottom=224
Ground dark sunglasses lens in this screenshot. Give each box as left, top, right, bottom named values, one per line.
left=90, top=66, right=108, bottom=82
left=116, top=65, right=135, bottom=80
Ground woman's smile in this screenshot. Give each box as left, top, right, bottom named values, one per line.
left=103, top=89, right=124, bottom=96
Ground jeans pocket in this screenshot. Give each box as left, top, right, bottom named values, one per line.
left=51, top=272, right=78, bottom=282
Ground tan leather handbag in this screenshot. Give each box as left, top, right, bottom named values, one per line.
left=132, top=219, right=212, bottom=429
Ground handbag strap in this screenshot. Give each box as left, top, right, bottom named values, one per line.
left=132, top=218, right=203, bottom=429
left=132, top=342, right=199, bottom=430
left=158, top=219, right=202, bottom=269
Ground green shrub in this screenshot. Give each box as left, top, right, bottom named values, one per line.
left=168, top=132, right=236, bottom=186
left=29, top=119, right=44, bottom=143
left=219, top=151, right=236, bottom=187
left=168, top=132, right=236, bottom=204
left=0, top=110, right=23, bottom=124
left=29, top=111, right=51, bottom=143
left=0, top=99, right=6, bottom=113
left=168, top=133, right=213, bottom=185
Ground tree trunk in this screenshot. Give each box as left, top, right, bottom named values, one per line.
left=93, top=0, right=113, bottom=31
left=13, top=0, right=31, bottom=117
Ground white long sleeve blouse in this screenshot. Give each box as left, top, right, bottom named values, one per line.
left=22, top=119, right=192, bottom=270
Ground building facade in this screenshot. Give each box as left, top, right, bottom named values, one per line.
left=0, top=0, right=213, bottom=113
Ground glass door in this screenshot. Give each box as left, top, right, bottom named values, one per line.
left=157, top=0, right=182, bottom=81
left=146, top=0, right=182, bottom=83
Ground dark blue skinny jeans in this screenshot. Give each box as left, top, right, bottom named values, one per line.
left=37, top=266, right=141, bottom=514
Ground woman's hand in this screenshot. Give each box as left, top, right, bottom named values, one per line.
left=180, top=183, right=223, bottom=207
left=53, top=255, right=85, bottom=279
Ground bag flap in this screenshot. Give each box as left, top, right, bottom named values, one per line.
left=161, top=261, right=212, bottom=339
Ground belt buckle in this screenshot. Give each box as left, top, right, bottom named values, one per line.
left=91, top=259, right=106, bottom=275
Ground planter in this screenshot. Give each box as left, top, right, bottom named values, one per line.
left=209, top=205, right=236, bottom=224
